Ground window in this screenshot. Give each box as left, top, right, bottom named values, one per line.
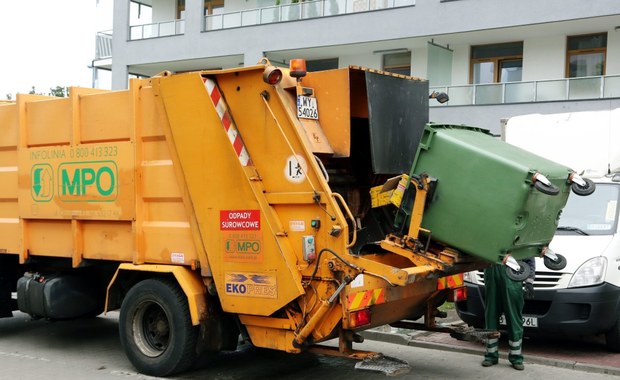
left=178, top=0, right=224, bottom=18
left=567, top=33, right=607, bottom=77
left=204, top=0, right=224, bottom=15
left=470, top=42, right=523, bottom=84
left=306, top=58, right=339, bottom=72
left=383, top=52, right=411, bottom=76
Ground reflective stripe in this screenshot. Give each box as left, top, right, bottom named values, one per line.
left=487, top=338, right=499, bottom=345
left=509, top=340, right=522, bottom=348
left=510, top=348, right=522, bottom=355
left=486, top=346, right=498, bottom=353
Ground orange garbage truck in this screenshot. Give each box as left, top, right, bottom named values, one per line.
left=0, top=59, right=577, bottom=376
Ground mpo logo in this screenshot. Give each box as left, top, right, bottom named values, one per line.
left=58, top=161, right=118, bottom=202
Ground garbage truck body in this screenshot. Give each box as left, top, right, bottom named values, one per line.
left=0, top=61, right=579, bottom=376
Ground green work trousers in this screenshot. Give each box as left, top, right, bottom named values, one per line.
left=484, top=264, right=524, bottom=365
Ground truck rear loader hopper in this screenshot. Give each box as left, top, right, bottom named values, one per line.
left=0, top=60, right=572, bottom=376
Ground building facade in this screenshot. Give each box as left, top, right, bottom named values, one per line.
left=94, top=0, right=620, bottom=133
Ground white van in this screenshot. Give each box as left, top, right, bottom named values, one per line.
left=455, top=109, right=620, bottom=351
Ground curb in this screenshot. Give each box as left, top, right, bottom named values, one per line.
left=361, top=330, right=620, bottom=377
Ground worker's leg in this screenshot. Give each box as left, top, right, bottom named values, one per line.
left=501, top=268, right=525, bottom=369
left=482, top=265, right=502, bottom=366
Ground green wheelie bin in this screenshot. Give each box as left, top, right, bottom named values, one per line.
left=409, top=123, right=580, bottom=275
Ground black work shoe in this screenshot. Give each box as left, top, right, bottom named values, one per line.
left=481, top=359, right=498, bottom=367
left=511, top=363, right=525, bottom=370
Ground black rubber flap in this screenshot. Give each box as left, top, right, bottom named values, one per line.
left=366, top=72, right=429, bottom=174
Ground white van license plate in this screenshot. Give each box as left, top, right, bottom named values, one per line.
left=499, top=315, right=538, bottom=327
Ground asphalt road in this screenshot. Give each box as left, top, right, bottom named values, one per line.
left=0, top=311, right=618, bottom=380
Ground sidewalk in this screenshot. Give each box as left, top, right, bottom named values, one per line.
left=362, top=309, right=620, bottom=376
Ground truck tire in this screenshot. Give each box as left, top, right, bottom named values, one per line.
left=605, top=314, right=620, bottom=352
left=119, top=278, right=198, bottom=376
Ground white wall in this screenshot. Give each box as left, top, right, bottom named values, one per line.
left=411, top=47, right=427, bottom=79
left=607, top=28, right=620, bottom=75
left=450, top=45, right=470, bottom=85
left=152, top=0, right=176, bottom=22
left=522, top=36, right=565, bottom=81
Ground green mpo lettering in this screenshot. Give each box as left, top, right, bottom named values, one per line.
left=59, top=161, right=118, bottom=202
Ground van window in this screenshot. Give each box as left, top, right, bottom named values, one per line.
left=558, top=183, right=619, bottom=235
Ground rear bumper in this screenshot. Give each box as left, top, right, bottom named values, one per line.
left=455, top=282, right=620, bottom=336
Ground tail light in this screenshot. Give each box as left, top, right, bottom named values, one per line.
left=448, top=287, right=467, bottom=302
left=349, top=309, right=371, bottom=328
left=262, top=65, right=283, bottom=85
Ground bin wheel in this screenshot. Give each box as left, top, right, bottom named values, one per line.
left=534, top=180, right=560, bottom=196
left=571, top=178, right=596, bottom=196
left=119, top=278, right=198, bottom=377
left=506, top=261, right=530, bottom=281
left=543, top=253, right=567, bottom=271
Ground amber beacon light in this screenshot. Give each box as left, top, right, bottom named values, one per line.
left=289, top=59, right=307, bottom=79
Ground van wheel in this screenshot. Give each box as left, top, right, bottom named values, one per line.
left=571, top=178, right=596, bottom=196
left=543, top=254, right=567, bottom=271
left=119, top=279, right=198, bottom=376
left=606, top=315, right=620, bottom=352
left=506, top=261, right=530, bottom=281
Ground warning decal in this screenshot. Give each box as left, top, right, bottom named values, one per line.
left=220, top=210, right=260, bottom=230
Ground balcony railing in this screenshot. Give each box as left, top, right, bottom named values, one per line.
left=130, top=19, right=185, bottom=40
left=204, top=0, right=415, bottom=31
left=95, top=31, right=113, bottom=59
left=430, top=75, right=620, bottom=106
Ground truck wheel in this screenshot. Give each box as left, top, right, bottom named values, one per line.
left=119, top=279, right=198, bottom=377
left=606, top=315, right=620, bottom=352
left=543, top=253, right=567, bottom=271
left=571, top=178, right=596, bottom=196
left=505, top=261, right=530, bottom=282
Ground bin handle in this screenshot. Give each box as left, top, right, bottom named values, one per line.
left=331, top=192, right=357, bottom=248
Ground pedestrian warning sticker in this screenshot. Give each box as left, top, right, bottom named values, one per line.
left=285, top=154, right=307, bottom=184
left=225, top=272, right=277, bottom=299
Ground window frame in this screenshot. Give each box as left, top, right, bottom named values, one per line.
left=469, top=42, right=523, bottom=84
left=566, top=33, right=607, bottom=78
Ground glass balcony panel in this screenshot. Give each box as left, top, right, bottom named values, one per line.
left=505, top=82, right=534, bottom=103
left=242, top=10, right=260, bottom=26
left=324, top=0, right=346, bottom=15
left=281, top=4, right=302, bottom=21
left=447, top=86, right=473, bottom=106
left=569, top=77, right=601, bottom=100
left=205, top=15, right=223, bottom=30
left=536, top=80, right=566, bottom=101
left=604, top=76, right=620, bottom=98
left=260, top=6, right=281, bottom=23
left=301, top=1, right=322, bottom=18
left=176, top=20, right=185, bottom=34
left=475, top=84, right=502, bottom=104
left=142, top=24, right=157, bottom=39
left=159, top=21, right=176, bottom=36
left=223, top=12, right=242, bottom=28
left=130, top=25, right=143, bottom=40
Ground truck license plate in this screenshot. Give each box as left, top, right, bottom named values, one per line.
left=297, top=96, right=319, bottom=120
left=499, top=314, right=538, bottom=327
